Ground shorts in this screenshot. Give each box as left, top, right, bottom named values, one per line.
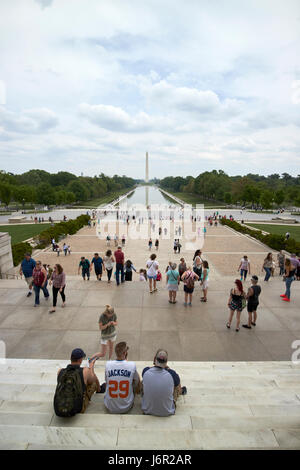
left=101, top=335, right=117, bottom=345
left=201, top=280, right=209, bottom=290
left=95, top=268, right=103, bottom=276
left=184, top=285, right=194, bottom=294
left=168, top=284, right=178, bottom=291
left=247, top=302, right=259, bottom=313
left=148, top=275, right=157, bottom=280
left=25, top=276, right=33, bottom=287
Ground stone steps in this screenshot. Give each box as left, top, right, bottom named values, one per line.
left=0, top=359, right=299, bottom=449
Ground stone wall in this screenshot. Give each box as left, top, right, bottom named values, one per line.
left=0, top=232, right=14, bottom=277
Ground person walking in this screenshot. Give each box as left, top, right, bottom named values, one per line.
left=114, top=246, right=125, bottom=285
left=19, top=252, right=36, bottom=297
left=238, top=255, right=250, bottom=281
left=146, top=253, right=159, bottom=293
left=63, top=243, right=68, bottom=256
left=124, top=260, right=136, bottom=281
left=93, top=305, right=118, bottom=360
left=49, top=264, right=66, bottom=314
left=262, top=253, right=273, bottom=282
left=226, top=279, right=246, bottom=332
left=277, top=250, right=285, bottom=276
left=281, top=258, right=296, bottom=302
left=155, top=239, right=159, bottom=250
left=166, top=262, right=180, bottom=304
left=200, top=261, right=209, bottom=302
left=32, top=260, right=49, bottom=307
left=242, top=275, right=261, bottom=329
left=103, top=250, right=115, bottom=283
left=91, top=253, right=104, bottom=281
left=181, top=267, right=199, bottom=306
left=148, top=238, right=153, bottom=251
left=78, top=257, right=90, bottom=281
left=193, top=250, right=203, bottom=280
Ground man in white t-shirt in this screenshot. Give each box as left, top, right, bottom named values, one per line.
left=104, top=342, right=141, bottom=414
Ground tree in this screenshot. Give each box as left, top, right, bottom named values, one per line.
left=0, top=183, right=12, bottom=208
left=36, top=183, right=56, bottom=206
left=260, top=190, right=274, bottom=209
left=274, top=190, right=285, bottom=207
left=67, top=180, right=89, bottom=202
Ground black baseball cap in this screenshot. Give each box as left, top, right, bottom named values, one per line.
left=71, top=348, right=86, bottom=360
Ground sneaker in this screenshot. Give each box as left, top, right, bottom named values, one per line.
left=251, top=322, right=256, bottom=326
left=27, top=292, right=32, bottom=297
left=242, top=324, right=252, bottom=329
left=282, top=297, right=290, bottom=302
left=280, top=294, right=287, bottom=298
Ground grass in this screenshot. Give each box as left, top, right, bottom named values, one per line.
left=161, top=190, right=227, bottom=207
left=74, top=188, right=136, bottom=208
left=0, top=223, right=52, bottom=245
left=247, top=223, right=300, bottom=243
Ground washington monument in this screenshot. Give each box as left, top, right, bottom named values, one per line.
left=145, top=152, right=149, bottom=183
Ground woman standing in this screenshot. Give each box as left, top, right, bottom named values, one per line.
left=181, top=267, right=199, bottom=306
left=166, top=263, right=180, bottom=304
left=49, top=264, right=66, bottom=314
left=178, top=258, right=187, bottom=281
left=103, top=250, right=115, bottom=283
left=226, top=279, right=245, bottom=332
left=281, top=258, right=295, bottom=302
left=146, top=253, right=159, bottom=293
left=262, top=253, right=273, bottom=281
left=200, top=261, right=209, bottom=302
left=155, top=239, right=159, bottom=250
left=193, top=250, right=203, bottom=280
left=92, top=305, right=118, bottom=360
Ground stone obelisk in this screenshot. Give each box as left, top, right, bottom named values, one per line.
left=145, top=152, right=149, bottom=183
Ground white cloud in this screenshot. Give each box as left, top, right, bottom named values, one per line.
left=0, top=106, right=58, bottom=134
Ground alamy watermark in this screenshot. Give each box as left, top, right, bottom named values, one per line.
left=94, top=203, right=205, bottom=251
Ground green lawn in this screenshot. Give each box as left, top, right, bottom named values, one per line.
left=74, top=188, right=136, bottom=208
left=247, top=223, right=300, bottom=242
left=0, top=224, right=52, bottom=245
left=162, top=190, right=227, bottom=207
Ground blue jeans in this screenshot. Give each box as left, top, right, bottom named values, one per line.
left=82, top=268, right=90, bottom=280
left=240, top=269, right=248, bottom=281
left=33, top=281, right=49, bottom=305
left=285, top=276, right=294, bottom=299
left=264, top=267, right=271, bottom=281
left=116, top=263, right=124, bottom=285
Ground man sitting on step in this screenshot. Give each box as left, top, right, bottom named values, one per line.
left=103, top=341, right=141, bottom=414
left=141, top=349, right=187, bottom=417
left=54, top=348, right=104, bottom=417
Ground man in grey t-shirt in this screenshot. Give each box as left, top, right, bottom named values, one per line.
left=141, top=350, right=187, bottom=417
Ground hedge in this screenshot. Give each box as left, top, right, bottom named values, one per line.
left=12, top=242, right=33, bottom=267
left=34, top=214, right=90, bottom=249
left=220, top=218, right=300, bottom=254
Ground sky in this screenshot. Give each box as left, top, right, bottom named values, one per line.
left=0, top=0, right=300, bottom=179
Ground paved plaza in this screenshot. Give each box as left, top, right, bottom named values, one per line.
left=1, top=221, right=299, bottom=361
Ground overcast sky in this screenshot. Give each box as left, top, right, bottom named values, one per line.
left=0, top=0, right=300, bottom=179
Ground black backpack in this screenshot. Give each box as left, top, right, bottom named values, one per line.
left=54, top=365, right=84, bottom=417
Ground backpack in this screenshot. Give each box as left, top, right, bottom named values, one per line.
left=53, top=366, right=84, bottom=417
left=185, top=272, right=194, bottom=289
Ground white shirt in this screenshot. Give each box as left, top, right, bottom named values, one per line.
left=146, top=259, right=159, bottom=277
left=104, top=360, right=139, bottom=414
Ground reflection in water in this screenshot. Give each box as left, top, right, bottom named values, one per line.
left=145, top=186, right=149, bottom=208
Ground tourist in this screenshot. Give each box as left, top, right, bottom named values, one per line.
left=177, top=239, right=182, bottom=254
left=290, top=253, right=300, bottom=273
left=139, top=269, right=147, bottom=281
left=78, top=256, right=90, bottom=281
left=155, top=239, right=159, bottom=250
left=121, top=234, right=126, bottom=247
left=32, top=261, right=49, bottom=307
left=114, top=234, right=118, bottom=247
left=19, top=252, right=36, bottom=297
left=173, top=239, right=178, bottom=254
left=148, top=238, right=153, bottom=251
left=242, top=275, right=261, bottom=329
left=146, top=253, right=159, bottom=293
left=277, top=250, right=285, bottom=276
left=281, top=258, right=296, bottom=302
left=226, top=279, right=246, bottom=332
left=141, top=349, right=187, bottom=417
left=93, top=305, right=118, bottom=360
left=238, top=255, right=250, bottom=281
left=103, top=250, right=115, bottom=283
left=63, top=243, right=68, bottom=256
left=200, top=261, right=209, bottom=302
left=178, top=258, right=187, bottom=281
left=51, top=238, right=56, bottom=251
left=285, top=232, right=290, bottom=240
left=54, top=348, right=103, bottom=417
left=49, top=264, right=66, bottom=314
left=106, top=234, right=111, bottom=246
left=166, top=262, right=180, bottom=304
left=181, top=266, right=199, bottom=306
left=124, top=260, right=136, bottom=281
left=114, top=246, right=125, bottom=285
left=193, top=250, right=203, bottom=280
left=262, top=253, right=273, bottom=281
left=91, top=253, right=104, bottom=281
left=103, top=342, right=141, bottom=414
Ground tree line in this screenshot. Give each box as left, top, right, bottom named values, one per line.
left=0, top=170, right=136, bottom=208
left=159, top=171, right=300, bottom=209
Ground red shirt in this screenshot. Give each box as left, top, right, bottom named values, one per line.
left=114, top=250, right=124, bottom=265
left=32, top=268, right=46, bottom=287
